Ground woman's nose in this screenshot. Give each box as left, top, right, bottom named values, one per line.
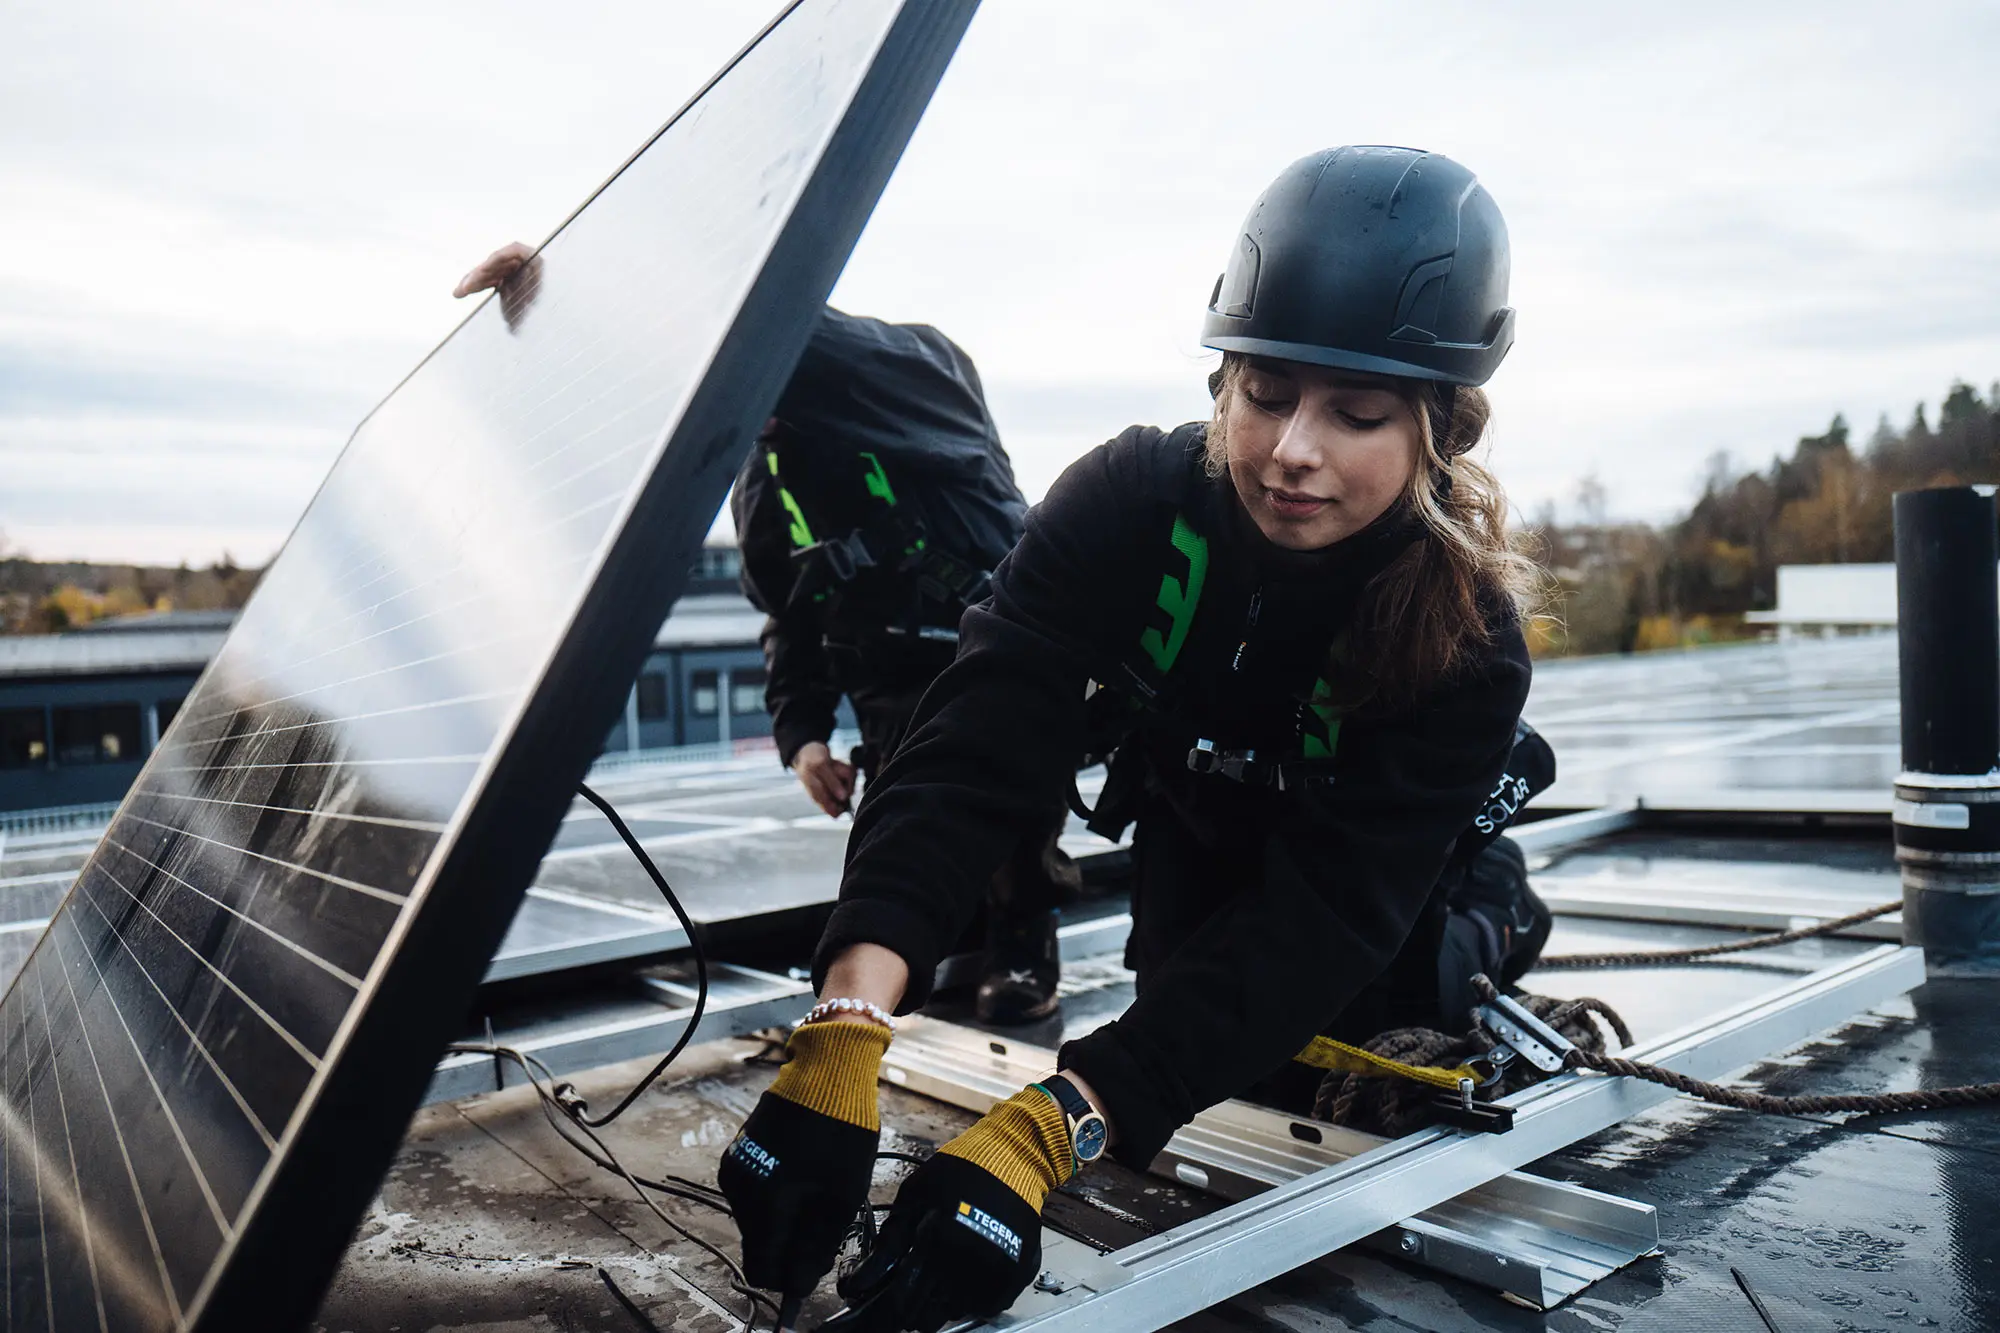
left=1271, top=415, right=1322, bottom=472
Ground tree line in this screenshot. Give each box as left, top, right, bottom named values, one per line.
left=0, top=550, right=261, bottom=634
left=1524, top=377, right=2000, bottom=656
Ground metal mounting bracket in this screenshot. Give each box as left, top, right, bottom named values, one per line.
left=881, top=1022, right=1646, bottom=1308
left=1477, top=991, right=1577, bottom=1073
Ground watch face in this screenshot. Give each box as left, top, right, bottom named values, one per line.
left=1073, top=1113, right=1109, bottom=1163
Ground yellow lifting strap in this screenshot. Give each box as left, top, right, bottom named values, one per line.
left=1293, top=1035, right=1483, bottom=1093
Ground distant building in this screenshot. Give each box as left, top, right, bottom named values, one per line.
left=0, top=546, right=812, bottom=814
left=1744, top=564, right=1900, bottom=637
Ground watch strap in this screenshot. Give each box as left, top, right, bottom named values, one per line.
left=1037, top=1074, right=1094, bottom=1124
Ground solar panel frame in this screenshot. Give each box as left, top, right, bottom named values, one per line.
left=0, top=2, right=981, bottom=1328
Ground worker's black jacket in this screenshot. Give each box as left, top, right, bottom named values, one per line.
left=732, top=308, right=1027, bottom=767
left=813, top=424, right=1532, bottom=1168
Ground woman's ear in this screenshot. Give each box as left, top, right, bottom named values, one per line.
left=1207, top=367, right=1226, bottom=399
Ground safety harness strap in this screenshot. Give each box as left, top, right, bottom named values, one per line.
left=1292, top=1035, right=1483, bottom=1094
left=769, top=447, right=994, bottom=624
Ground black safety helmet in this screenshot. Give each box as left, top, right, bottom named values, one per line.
left=1200, top=146, right=1514, bottom=387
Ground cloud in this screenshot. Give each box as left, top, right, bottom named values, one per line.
left=5, top=0, right=2000, bottom=563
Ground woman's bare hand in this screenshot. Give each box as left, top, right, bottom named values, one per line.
left=453, top=241, right=535, bottom=298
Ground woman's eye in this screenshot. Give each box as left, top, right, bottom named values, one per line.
left=1339, top=411, right=1390, bottom=430
left=1243, top=386, right=1294, bottom=413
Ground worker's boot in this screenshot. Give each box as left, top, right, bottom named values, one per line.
left=974, top=907, right=1061, bottom=1025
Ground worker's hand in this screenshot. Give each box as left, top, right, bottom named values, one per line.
left=824, top=1088, right=1071, bottom=1332
left=825, top=1159, right=1043, bottom=1333
left=718, top=1020, right=889, bottom=1303
left=791, top=741, right=857, bottom=818
left=452, top=241, right=535, bottom=298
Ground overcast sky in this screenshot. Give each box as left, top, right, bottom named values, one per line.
left=4, top=0, right=1997, bottom=565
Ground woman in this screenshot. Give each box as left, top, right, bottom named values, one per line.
left=718, top=145, right=1535, bottom=1332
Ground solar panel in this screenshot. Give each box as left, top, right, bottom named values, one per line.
left=0, top=2, right=978, bottom=1327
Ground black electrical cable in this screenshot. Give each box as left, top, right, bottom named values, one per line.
left=448, top=1037, right=776, bottom=1323
left=564, top=780, right=709, bottom=1127
left=437, top=783, right=815, bottom=1324
left=600, top=1266, right=667, bottom=1332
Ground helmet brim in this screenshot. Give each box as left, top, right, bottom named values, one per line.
left=1199, top=334, right=1499, bottom=388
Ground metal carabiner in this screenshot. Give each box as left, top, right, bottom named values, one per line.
left=1466, top=1048, right=1514, bottom=1089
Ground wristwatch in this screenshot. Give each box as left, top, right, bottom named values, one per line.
left=1034, top=1074, right=1109, bottom=1169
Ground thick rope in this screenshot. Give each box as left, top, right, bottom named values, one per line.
left=1535, top=900, right=1901, bottom=970
left=1311, top=967, right=2000, bottom=1134
left=1465, top=975, right=2000, bottom=1119
left=1561, top=1047, right=2000, bottom=1115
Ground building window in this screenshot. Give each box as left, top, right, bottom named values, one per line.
left=730, top=667, right=767, bottom=716
left=689, top=670, right=720, bottom=717
left=53, top=704, right=143, bottom=765
left=156, top=697, right=184, bottom=736
left=692, top=546, right=741, bottom=581
left=1, top=708, right=48, bottom=769
left=635, top=673, right=669, bottom=722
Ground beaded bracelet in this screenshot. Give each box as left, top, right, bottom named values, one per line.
left=801, top=995, right=897, bottom=1033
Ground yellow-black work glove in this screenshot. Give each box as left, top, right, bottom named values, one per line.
left=825, top=1088, right=1073, bottom=1332
left=718, top=1020, right=890, bottom=1302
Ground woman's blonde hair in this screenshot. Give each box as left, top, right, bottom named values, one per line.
left=1205, top=353, right=1539, bottom=712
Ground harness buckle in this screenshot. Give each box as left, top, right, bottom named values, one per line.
left=818, top=531, right=878, bottom=583
left=1187, top=739, right=1261, bottom=783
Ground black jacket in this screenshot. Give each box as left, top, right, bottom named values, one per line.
left=814, top=424, right=1532, bottom=1167
left=732, top=308, right=1027, bottom=766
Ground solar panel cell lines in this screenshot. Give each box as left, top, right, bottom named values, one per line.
left=0, top=1, right=979, bottom=1327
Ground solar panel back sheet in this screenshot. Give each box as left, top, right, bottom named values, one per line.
left=0, top=2, right=978, bottom=1328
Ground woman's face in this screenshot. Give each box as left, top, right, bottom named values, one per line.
left=1222, top=358, right=1423, bottom=551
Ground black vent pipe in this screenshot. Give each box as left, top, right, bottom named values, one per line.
left=1892, top=485, right=2000, bottom=969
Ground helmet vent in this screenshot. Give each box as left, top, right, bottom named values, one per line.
left=1390, top=256, right=1453, bottom=344
left=1215, top=234, right=1260, bottom=318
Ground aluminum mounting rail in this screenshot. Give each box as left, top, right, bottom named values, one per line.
left=1508, top=796, right=1896, bottom=869
left=882, top=1019, right=1658, bottom=1309
left=1155, top=1102, right=1657, bottom=1309
left=1507, top=804, right=1640, bottom=857
left=1533, top=878, right=1904, bottom=939
left=992, top=944, right=1924, bottom=1332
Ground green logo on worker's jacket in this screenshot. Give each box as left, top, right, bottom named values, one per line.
left=1139, top=513, right=1208, bottom=674
left=1303, top=676, right=1343, bottom=760
left=858, top=451, right=898, bottom=507
left=765, top=450, right=815, bottom=549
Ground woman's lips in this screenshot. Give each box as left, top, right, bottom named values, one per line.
left=1267, top=487, right=1332, bottom=517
